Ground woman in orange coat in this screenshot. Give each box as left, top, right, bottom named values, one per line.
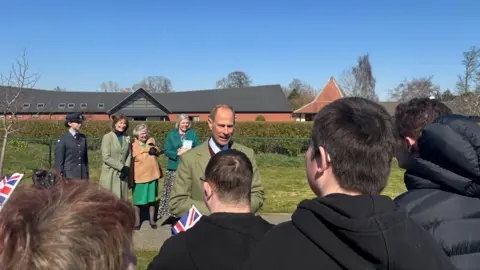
left=132, top=124, right=162, bottom=230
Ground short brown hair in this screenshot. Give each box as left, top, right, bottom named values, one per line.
left=209, top=104, right=235, bottom=122
left=0, top=181, right=135, bottom=270
left=311, top=97, right=396, bottom=195
left=204, top=149, right=252, bottom=204
left=394, top=98, right=452, bottom=140
left=111, top=114, right=129, bottom=133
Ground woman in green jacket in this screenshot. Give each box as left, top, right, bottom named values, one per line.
left=159, top=114, right=200, bottom=218
left=99, top=115, right=131, bottom=200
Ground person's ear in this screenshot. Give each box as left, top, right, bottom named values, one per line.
left=203, top=181, right=213, bottom=200
left=405, top=137, right=416, bottom=147
left=207, top=117, right=213, bottom=130
left=317, top=146, right=331, bottom=173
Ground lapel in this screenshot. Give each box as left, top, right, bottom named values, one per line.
left=195, top=141, right=211, bottom=173
left=173, top=129, right=181, bottom=147
left=185, top=129, right=193, bottom=140
left=109, top=131, right=125, bottom=152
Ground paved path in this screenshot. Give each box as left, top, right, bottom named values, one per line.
left=132, top=213, right=292, bottom=250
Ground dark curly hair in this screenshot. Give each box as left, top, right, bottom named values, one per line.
left=394, top=98, right=452, bottom=140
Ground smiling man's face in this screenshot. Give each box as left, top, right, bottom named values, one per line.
left=208, top=107, right=234, bottom=146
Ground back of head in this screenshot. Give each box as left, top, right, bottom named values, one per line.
left=394, top=98, right=452, bottom=140
left=0, top=181, right=135, bottom=270
left=204, top=149, right=253, bottom=205
left=311, top=97, right=396, bottom=194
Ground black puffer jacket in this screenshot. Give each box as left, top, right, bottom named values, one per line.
left=395, top=114, right=480, bottom=269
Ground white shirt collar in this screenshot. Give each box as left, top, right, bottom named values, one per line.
left=208, top=137, right=222, bottom=154
left=69, top=129, right=77, bottom=137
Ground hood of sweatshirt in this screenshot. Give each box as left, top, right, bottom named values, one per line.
left=292, top=194, right=412, bottom=269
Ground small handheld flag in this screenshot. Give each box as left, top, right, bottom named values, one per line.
left=0, top=173, right=24, bottom=210
left=171, top=205, right=202, bottom=235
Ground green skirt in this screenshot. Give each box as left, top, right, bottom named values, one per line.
left=133, top=179, right=158, bottom=205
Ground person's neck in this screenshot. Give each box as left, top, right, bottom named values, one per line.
left=69, top=128, right=78, bottom=133
left=179, top=129, right=186, bottom=135
left=209, top=203, right=251, bottom=214
left=320, top=185, right=362, bottom=197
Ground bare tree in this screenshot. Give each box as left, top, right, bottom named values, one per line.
left=389, top=76, right=441, bottom=102
left=132, top=76, right=173, bottom=93
left=99, top=80, right=121, bottom=92
left=451, top=91, right=480, bottom=116
left=338, top=68, right=356, bottom=96
left=283, top=78, right=317, bottom=110
left=441, top=89, right=455, bottom=101
left=456, top=46, right=479, bottom=93
left=0, top=50, right=40, bottom=176
left=352, top=54, right=378, bottom=101
left=216, top=71, right=252, bottom=89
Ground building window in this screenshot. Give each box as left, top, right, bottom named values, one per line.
left=97, top=103, right=105, bottom=109
left=80, top=103, right=87, bottom=109
left=0, top=115, right=4, bottom=119
left=32, top=114, right=40, bottom=118
left=67, top=103, right=75, bottom=108
left=37, top=103, right=45, bottom=109
left=23, top=103, right=30, bottom=108
left=58, top=103, right=66, bottom=109
left=16, top=114, right=24, bottom=118
left=192, top=116, right=200, bottom=121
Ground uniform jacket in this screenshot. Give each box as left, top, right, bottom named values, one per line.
left=168, top=140, right=264, bottom=217
left=132, top=137, right=161, bottom=184
left=99, top=131, right=131, bottom=199
left=54, top=131, right=89, bottom=180
left=395, top=114, right=480, bottom=269
left=164, top=129, right=200, bottom=171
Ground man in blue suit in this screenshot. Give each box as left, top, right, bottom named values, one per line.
left=55, top=112, right=89, bottom=180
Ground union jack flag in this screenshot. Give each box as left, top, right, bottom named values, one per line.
left=171, top=205, right=202, bottom=235
left=0, top=173, right=24, bottom=210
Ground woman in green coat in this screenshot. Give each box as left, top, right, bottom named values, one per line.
left=159, top=114, right=200, bottom=218
left=99, top=115, right=131, bottom=200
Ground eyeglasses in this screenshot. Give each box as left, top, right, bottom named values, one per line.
left=199, top=176, right=206, bottom=182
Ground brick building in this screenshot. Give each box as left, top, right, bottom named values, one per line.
left=293, top=76, right=402, bottom=121
left=0, top=85, right=293, bottom=122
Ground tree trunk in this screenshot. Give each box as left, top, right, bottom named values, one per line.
left=0, top=133, right=7, bottom=178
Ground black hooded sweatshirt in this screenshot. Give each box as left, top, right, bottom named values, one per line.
left=395, top=114, right=480, bottom=269
left=242, top=194, right=453, bottom=270
left=147, top=212, right=272, bottom=270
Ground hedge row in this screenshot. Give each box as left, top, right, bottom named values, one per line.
left=5, top=121, right=314, bottom=156
left=7, top=120, right=313, bottom=139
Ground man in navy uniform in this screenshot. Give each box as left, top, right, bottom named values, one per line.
left=55, top=112, right=89, bottom=180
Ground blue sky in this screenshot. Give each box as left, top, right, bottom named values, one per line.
left=1, top=0, right=479, bottom=101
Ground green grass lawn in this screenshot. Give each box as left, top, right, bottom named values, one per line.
left=2, top=142, right=406, bottom=213
left=2, top=142, right=406, bottom=269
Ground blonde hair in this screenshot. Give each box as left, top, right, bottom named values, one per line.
left=175, top=114, right=191, bottom=129
left=0, top=181, right=135, bottom=270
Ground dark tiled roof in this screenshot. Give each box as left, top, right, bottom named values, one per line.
left=0, top=86, right=128, bottom=114
left=0, top=84, right=292, bottom=114
left=150, top=85, right=292, bottom=113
